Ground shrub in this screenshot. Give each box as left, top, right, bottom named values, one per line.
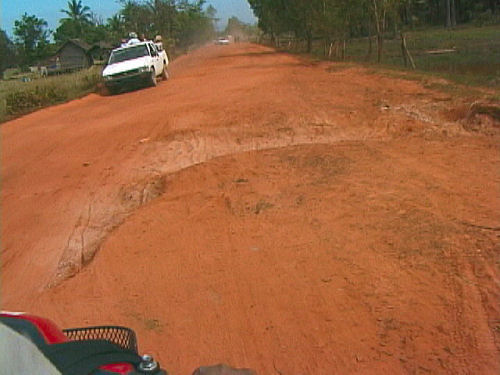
left=474, top=11, right=500, bottom=27
left=6, top=86, right=67, bottom=115
left=1, top=66, right=102, bottom=122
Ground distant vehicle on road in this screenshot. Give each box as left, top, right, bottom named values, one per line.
left=215, top=37, right=230, bottom=45
left=102, top=41, right=169, bottom=94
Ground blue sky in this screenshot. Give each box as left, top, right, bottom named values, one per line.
left=1, top=0, right=256, bottom=37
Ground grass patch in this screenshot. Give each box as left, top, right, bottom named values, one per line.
left=306, top=25, right=500, bottom=89
left=367, top=66, right=495, bottom=101
left=0, top=66, right=102, bottom=123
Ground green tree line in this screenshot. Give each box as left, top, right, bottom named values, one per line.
left=1, top=0, right=218, bottom=72
left=247, top=0, right=498, bottom=59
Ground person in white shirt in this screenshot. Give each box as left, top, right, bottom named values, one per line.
left=127, top=32, right=141, bottom=45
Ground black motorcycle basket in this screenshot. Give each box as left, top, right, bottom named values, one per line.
left=62, top=326, right=138, bottom=353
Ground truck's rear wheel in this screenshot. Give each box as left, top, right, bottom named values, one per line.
left=149, top=68, right=157, bottom=87
left=161, top=64, right=169, bottom=80
left=107, top=86, right=117, bottom=95
left=103, top=84, right=117, bottom=95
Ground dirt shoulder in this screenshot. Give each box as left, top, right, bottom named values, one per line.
left=2, top=43, right=499, bottom=374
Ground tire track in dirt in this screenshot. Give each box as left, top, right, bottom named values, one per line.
left=368, top=143, right=500, bottom=373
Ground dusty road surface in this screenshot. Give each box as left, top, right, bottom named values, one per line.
left=2, top=43, right=499, bottom=374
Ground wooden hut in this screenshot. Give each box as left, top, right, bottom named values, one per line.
left=54, top=39, right=93, bottom=72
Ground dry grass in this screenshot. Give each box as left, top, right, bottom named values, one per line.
left=0, top=66, right=102, bottom=123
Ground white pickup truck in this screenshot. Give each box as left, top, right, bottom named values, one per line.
left=102, top=41, right=169, bottom=93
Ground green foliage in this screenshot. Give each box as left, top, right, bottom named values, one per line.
left=10, top=0, right=218, bottom=65
left=2, top=0, right=218, bottom=122
left=119, top=0, right=156, bottom=37
left=176, top=0, right=216, bottom=46
left=54, top=19, right=81, bottom=43
left=247, top=0, right=288, bottom=38
left=0, top=30, right=17, bottom=74
left=61, top=0, right=92, bottom=22
left=321, top=25, right=500, bottom=88
left=249, top=0, right=499, bottom=64
left=55, top=1, right=108, bottom=44
left=249, top=1, right=499, bottom=40
left=54, top=17, right=108, bottom=44
left=6, top=86, right=66, bottom=115
left=248, top=1, right=499, bottom=88
left=46, top=0, right=218, bottom=51
left=0, top=67, right=101, bottom=122
left=13, top=13, right=51, bottom=66
left=108, top=0, right=216, bottom=50
left=473, top=9, right=500, bottom=27
left=106, top=14, right=127, bottom=43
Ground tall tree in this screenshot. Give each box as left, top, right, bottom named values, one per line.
left=370, top=1, right=399, bottom=61
left=206, top=4, right=219, bottom=31
left=119, top=0, right=155, bottom=37
left=105, top=0, right=216, bottom=50
left=0, top=29, right=16, bottom=74
left=13, top=13, right=51, bottom=66
left=106, top=14, right=126, bottom=43
left=248, top=0, right=289, bottom=43
left=445, top=0, right=452, bottom=27
left=61, top=0, right=92, bottom=22
left=450, top=0, right=457, bottom=26
left=176, top=0, right=215, bottom=46
left=55, top=0, right=93, bottom=42
left=147, top=0, right=179, bottom=41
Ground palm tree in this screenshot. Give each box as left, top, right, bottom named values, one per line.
left=107, top=15, right=124, bottom=33
left=58, top=0, right=92, bottom=39
left=107, top=14, right=125, bottom=41
left=61, top=0, right=92, bottom=23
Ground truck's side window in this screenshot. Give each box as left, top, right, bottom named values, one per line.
left=148, top=44, right=158, bottom=57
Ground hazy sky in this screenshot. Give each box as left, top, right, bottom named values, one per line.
left=1, top=0, right=257, bottom=37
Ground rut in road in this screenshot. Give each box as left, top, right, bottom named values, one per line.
left=53, top=122, right=382, bottom=285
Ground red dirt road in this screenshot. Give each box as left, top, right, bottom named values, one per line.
left=2, top=43, right=499, bottom=374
